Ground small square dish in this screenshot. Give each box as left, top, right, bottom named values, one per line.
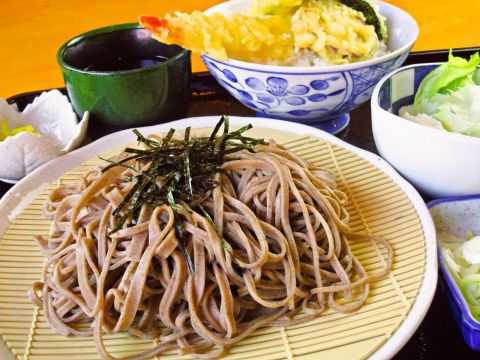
left=428, top=195, right=480, bottom=351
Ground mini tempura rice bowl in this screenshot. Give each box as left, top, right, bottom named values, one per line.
left=201, top=0, right=418, bottom=134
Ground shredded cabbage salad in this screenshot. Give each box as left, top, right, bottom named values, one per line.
left=401, top=51, right=480, bottom=137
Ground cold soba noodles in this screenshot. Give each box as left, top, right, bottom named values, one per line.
left=28, top=117, right=392, bottom=359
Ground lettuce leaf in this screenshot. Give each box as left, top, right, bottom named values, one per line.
left=409, top=51, right=480, bottom=137
left=414, top=51, right=480, bottom=112
left=431, top=84, right=480, bottom=137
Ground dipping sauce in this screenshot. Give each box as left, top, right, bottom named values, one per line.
left=83, top=55, right=168, bottom=71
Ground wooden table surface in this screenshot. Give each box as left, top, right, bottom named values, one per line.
left=0, top=0, right=479, bottom=98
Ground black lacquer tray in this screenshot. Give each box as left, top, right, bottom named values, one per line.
left=4, top=48, right=480, bottom=360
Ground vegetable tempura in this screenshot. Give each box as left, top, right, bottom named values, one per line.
left=139, top=0, right=388, bottom=66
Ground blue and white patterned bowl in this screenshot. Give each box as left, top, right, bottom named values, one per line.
left=202, top=0, right=418, bottom=134
left=428, top=195, right=480, bottom=351
left=371, top=62, right=480, bottom=197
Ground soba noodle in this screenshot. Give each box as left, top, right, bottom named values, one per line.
left=28, top=138, right=392, bottom=360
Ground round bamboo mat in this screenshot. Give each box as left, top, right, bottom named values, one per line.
left=0, top=124, right=427, bottom=360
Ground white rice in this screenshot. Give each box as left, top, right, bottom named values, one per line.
left=265, top=40, right=389, bottom=67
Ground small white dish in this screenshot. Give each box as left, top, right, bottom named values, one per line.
left=428, top=195, right=480, bottom=350
left=371, top=62, right=480, bottom=198
left=0, top=90, right=89, bottom=182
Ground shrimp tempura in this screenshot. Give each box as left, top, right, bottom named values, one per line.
left=139, top=12, right=294, bottom=63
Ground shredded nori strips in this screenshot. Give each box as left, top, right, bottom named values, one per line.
left=102, top=116, right=267, bottom=274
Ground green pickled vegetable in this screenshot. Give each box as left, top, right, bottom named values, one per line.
left=441, top=232, right=480, bottom=321
left=460, top=274, right=480, bottom=307
left=0, top=119, right=39, bottom=141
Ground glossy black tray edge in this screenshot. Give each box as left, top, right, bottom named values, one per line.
left=7, top=72, right=229, bottom=112
left=402, top=47, right=480, bottom=65
left=7, top=47, right=480, bottom=107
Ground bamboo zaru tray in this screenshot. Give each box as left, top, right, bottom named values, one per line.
left=0, top=117, right=436, bottom=360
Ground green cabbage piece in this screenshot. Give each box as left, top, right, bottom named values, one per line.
left=432, top=84, right=480, bottom=137
left=411, top=51, right=480, bottom=137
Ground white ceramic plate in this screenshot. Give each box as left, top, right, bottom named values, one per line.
left=0, top=116, right=437, bottom=360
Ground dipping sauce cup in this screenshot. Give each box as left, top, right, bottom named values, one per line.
left=57, top=23, right=191, bottom=129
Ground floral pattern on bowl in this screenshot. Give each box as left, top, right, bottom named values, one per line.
left=202, top=54, right=409, bottom=129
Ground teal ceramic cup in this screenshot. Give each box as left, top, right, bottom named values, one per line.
left=57, top=23, right=191, bottom=128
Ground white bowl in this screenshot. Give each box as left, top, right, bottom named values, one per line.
left=202, top=0, right=418, bottom=134
left=371, top=63, right=480, bottom=198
